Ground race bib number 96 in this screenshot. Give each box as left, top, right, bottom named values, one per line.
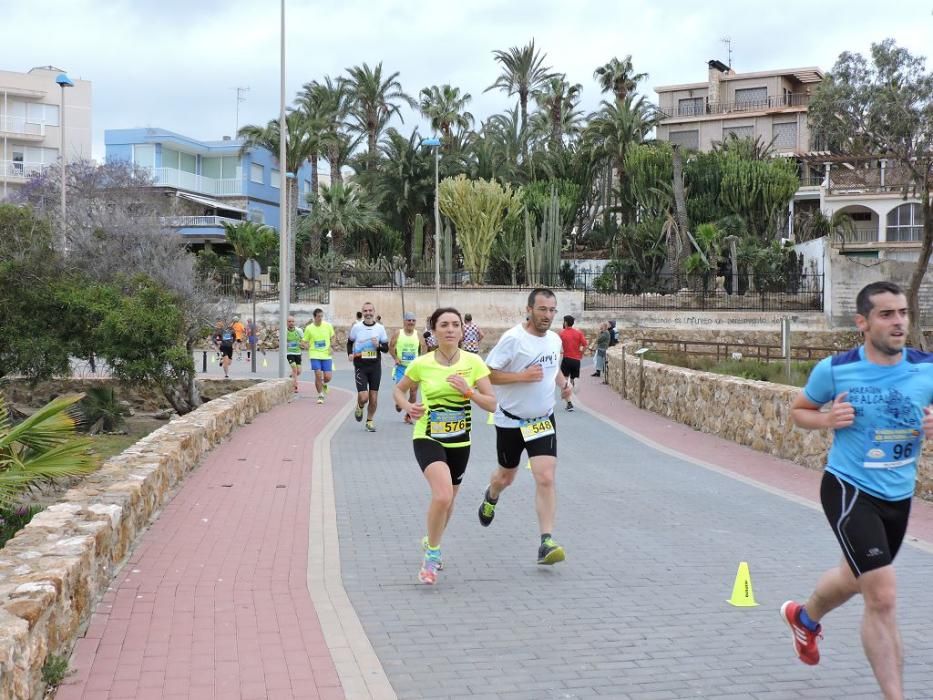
left=863, top=428, right=921, bottom=469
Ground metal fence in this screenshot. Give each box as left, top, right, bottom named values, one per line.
left=215, top=270, right=329, bottom=304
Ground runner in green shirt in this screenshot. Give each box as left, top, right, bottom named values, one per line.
left=285, top=316, right=304, bottom=393
left=302, top=308, right=338, bottom=404
left=393, top=307, right=497, bottom=585
left=389, top=311, right=427, bottom=423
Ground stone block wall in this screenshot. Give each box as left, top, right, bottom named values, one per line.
left=605, top=346, right=933, bottom=498
left=0, top=379, right=293, bottom=699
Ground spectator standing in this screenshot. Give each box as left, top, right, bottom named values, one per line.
left=462, top=313, right=485, bottom=353
left=589, top=322, right=610, bottom=377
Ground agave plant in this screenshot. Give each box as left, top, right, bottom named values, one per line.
left=0, top=394, right=99, bottom=508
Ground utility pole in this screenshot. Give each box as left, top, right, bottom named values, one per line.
left=233, top=86, right=250, bottom=135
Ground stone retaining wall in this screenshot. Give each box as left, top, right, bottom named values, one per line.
left=0, top=378, right=293, bottom=699
left=605, top=346, right=933, bottom=499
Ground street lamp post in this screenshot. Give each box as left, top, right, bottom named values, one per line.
left=277, top=0, right=289, bottom=379
left=422, top=137, right=441, bottom=308
left=55, top=73, right=74, bottom=246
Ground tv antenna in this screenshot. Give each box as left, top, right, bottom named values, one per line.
left=720, top=37, right=733, bottom=69
left=233, top=86, right=250, bottom=135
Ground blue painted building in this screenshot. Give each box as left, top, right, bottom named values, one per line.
left=104, top=127, right=317, bottom=246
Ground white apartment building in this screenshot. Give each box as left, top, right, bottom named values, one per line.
left=0, top=65, right=92, bottom=200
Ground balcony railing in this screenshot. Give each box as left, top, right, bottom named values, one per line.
left=830, top=226, right=880, bottom=248
left=160, top=215, right=243, bottom=228
left=827, top=166, right=914, bottom=194
left=0, top=115, right=44, bottom=137
left=664, top=93, right=810, bottom=119
left=150, top=167, right=243, bottom=196
left=0, top=160, right=50, bottom=180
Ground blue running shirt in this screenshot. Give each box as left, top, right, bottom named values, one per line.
left=803, top=346, right=933, bottom=500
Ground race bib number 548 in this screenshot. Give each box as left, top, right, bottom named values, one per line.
left=519, top=416, right=554, bottom=441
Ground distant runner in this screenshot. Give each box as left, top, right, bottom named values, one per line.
left=302, top=308, right=337, bottom=404
left=347, top=302, right=389, bottom=432
left=389, top=311, right=427, bottom=423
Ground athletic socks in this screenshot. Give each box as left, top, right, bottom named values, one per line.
left=799, top=606, right=820, bottom=632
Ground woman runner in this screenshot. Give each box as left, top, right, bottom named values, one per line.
left=393, top=307, right=497, bottom=584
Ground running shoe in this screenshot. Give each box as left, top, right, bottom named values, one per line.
left=317, top=394, right=324, bottom=404
left=478, top=488, right=497, bottom=527
left=365, top=420, right=376, bottom=432
left=537, top=537, right=565, bottom=565
left=421, top=536, right=444, bottom=570
left=354, top=404, right=363, bottom=422
left=418, top=550, right=441, bottom=585
left=780, top=601, right=822, bottom=666
left=566, top=401, right=574, bottom=412
left=323, top=384, right=329, bottom=394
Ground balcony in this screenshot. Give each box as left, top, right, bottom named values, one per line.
left=160, top=215, right=243, bottom=228
left=826, top=165, right=914, bottom=195
left=150, top=167, right=243, bottom=196
left=662, top=93, right=810, bottom=120
left=0, top=115, right=45, bottom=139
left=0, top=159, right=50, bottom=181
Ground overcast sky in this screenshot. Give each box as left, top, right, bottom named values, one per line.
left=4, top=0, right=932, bottom=162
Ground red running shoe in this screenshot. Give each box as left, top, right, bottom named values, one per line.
left=780, top=601, right=822, bottom=665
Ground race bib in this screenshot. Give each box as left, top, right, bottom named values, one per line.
left=401, top=350, right=417, bottom=362
left=287, top=342, right=300, bottom=352
left=314, top=339, right=326, bottom=349
left=519, top=416, right=555, bottom=441
left=429, top=409, right=467, bottom=438
left=863, top=428, right=921, bottom=469
left=360, top=350, right=377, bottom=359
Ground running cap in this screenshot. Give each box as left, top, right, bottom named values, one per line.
left=403, top=311, right=416, bottom=321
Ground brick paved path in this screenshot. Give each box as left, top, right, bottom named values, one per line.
left=58, top=385, right=352, bottom=700
left=331, top=370, right=933, bottom=700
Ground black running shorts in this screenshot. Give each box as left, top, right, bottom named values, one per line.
left=287, top=354, right=302, bottom=367
left=413, top=439, right=470, bottom=485
left=820, top=471, right=911, bottom=577
left=354, top=361, right=382, bottom=392
left=219, top=344, right=233, bottom=360
left=560, top=357, right=581, bottom=380
left=495, top=413, right=557, bottom=469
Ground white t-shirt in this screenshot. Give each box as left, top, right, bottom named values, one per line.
left=348, top=322, right=388, bottom=360
left=485, top=323, right=563, bottom=428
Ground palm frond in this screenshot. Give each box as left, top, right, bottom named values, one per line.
left=0, top=394, right=84, bottom=453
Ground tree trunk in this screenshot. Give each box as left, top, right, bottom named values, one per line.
left=519, top=89, right=528, bottom=161
left=368, top=120, right=377, bottom=170
left=309, top=153, right=319, bottom=202
left=327, top=145, right=343, bottom=186
left=671, top=145, right=691, bottom=282
left=906, top=191, right=932, bottom=349
left=286, top=180, right=299, bottom=287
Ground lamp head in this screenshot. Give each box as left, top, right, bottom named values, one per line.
left=55, top=73, right=74, bottom=88
left=421, top=137, right=441, bottom=148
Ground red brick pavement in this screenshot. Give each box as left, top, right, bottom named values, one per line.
left=573, top=372, right=933, bottom=547
left=57, top=386, right=350, bottom=700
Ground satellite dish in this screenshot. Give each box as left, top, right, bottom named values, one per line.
left=243, top=258, right=261, bottom=280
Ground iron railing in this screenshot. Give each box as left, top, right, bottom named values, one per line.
left=149, top=167, right=243, bottom=196
left=660, top=93, right=810, bottom=120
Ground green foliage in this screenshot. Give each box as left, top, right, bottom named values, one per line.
left=0, top=394, right=99, bottom=508
left=438, top=175, right=520, bottom=280
left=719, top=154, right=799, bottom=240
left=612, top=217, right=668, bottom=287
left=412, top=213, right=425, bottom=260
left=79, top=387, right=127, bottom=433
left=0, top=503, right=41, bottom=549
left=222, top=221, right=278, bottom=269
left=194, top=249, right=230, bottom=279
left=657, top=352, right=817, bottom=388
left=524, top=187, right=562, bottom=285
left=307, top=181, right=380, bottom=255
left=624, top=142, right=673, bottom=220
left=559, top=261, right=576, bottom=289
left=41, top=654, right=71, bottom=687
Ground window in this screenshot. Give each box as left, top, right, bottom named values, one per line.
left=201, top=157, right=221, bottom=178
left=133, top=144, right=155, bottom=170
left=250, top=163, right=264, bottom=184
left=179, top=152, right=196, bottom=174
left=772, top=122, right=798, bottom=150
left=886, top=203, right=923, bottom=242
left=849, top=211, right=872, bottom=222
left=724, top=125, right=754, bottom=140
left=221, top=156, right=239, bottom=179
left=677, top=97, right=704, bottom=117
left=26, top=103, right=59, bottom=127
left=734, top=86, right=768, bottom=109
left=162, top=148, right=179, bottom=170
left=271, top=169, right=280, bottom=189
left=249, top=209, right=265, bottom=224
left=668, top=130, right=699, bottom=150
left=24, top=146, right=59, bottom=164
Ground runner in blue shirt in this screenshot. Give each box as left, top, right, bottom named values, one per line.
left=781, top=281, right=933, bottom=700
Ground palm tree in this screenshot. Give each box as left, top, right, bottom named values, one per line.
left=593, top=55, right=647, bottom=102
left=307, top=181, right=381, bottom=255
left=344, top=62, right=416, bottom=170
left=238, top=112, right=317, bottom=284
left=481, top=107, right=527, bottom=180
left=531, top=76, right=583, bottom=149
left=0, top=394, right=98, bottom=507
left=298, top=76, right=354, bottom=189
left=222, top=220, right=278, bottom=269
left=485, top=40, right=558, bottom=159
left=418, top=84, right=474, bottom=144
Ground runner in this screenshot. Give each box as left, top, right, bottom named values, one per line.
left=477, top=287, right=573, bottom=565
left=283, top=316, right=304, bottom=392
left=781, top=281, right=933, bottom=700
left=211, top=318, right=234, bottom=379
left=232, top=316, right=246, bottom=360
left=558, top=314, right=587, bottom=412
left=389, top=311, right=427, bottom=423
left=462, top=313, right=485, bottom=353
left=347, top=302, right=389, bottom=432
left=393, top=307, right=497, bottom=584
left=302, top=308, right=338, bottom=404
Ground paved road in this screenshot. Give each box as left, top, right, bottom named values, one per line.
left=60, top=350, right=933, bottom=699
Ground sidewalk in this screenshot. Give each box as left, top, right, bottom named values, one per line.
left=57, top=385, right=352, bottom=700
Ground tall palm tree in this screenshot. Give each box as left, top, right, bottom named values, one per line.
left=307, top=181, right=380, bottom=255
left=418, top=84, right=474, bottom=144
left=298, top=76, right=354, bottom=189
left=485, top=39, right=557, bottom=159
left=344, top=62, right=416, bottom=170
left=531, top=76, right=584, bottom=149
left=593, top=55, right=647, bottom=102
left=238, top=112, right=317, bottom=284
